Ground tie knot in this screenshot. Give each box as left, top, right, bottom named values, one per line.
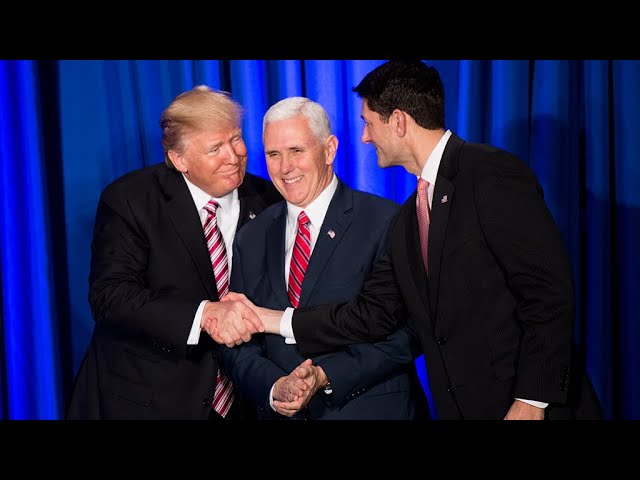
left=298, top=211, right=310, bottom=227
left=418, top=177, right=429, bottom=192
left=204, top=199, right=220, bottom=215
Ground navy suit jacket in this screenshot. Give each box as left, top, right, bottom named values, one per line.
left=219, top=179, right=427, bottom=420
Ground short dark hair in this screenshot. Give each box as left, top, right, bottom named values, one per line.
left=353, top=60, right=445, bottom=130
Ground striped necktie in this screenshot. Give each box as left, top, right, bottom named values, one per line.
left=203, top=199, right=234, bottom=418
left=288, top=211, right=311, bottom=308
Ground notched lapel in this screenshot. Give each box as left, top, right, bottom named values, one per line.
left=266, top=207, right=290, bottom=307
left=160, top=169, right=218, bottom=300
left=404, top=192, right=431, bottom=317
left=428, top=175, right=454, bottom=317
left=298, top=181, right=352, bottom=307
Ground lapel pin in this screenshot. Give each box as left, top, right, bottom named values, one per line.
left=249, top=210, right=256, bottom=220
left=327, top=229, right=335, bottom=239
left=441, top=195, right=448, bottom=204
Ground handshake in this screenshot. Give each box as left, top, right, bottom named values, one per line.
left=199, top=292, right=279, bottom=347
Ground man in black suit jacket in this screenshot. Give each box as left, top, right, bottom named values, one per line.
left=228, top=61, right=601, bottom=420
left=65, top=86, right=281, bottom=420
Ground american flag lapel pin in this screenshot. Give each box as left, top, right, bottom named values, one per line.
left=327, top=229, right=335, bottom=239
left=249, top=210, right=256, bottom=220
left=441, top=195, right=448, bottom=204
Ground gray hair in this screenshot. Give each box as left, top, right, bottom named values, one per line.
left=262, top=97, right=332, bottom=143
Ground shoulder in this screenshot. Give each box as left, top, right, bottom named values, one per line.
left=350, top=187, right=400, bottom=220
left=101, top=162, right=166, bottom=199
left=235, top=200, right=285, bottom=244
left=242, top=172, right=282, bottom=204
left=458, top=141, right=533, bottom=179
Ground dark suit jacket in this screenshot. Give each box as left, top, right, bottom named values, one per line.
left=291, top=135, right=601, bottom=420
left=65, top=164, right=282, bottom=420
left=219, top=179, right=427, bottom=420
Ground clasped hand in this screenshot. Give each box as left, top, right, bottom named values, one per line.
left=200, top=299, right=264, bottom=347
left=271, top=359, right=328, bottom=417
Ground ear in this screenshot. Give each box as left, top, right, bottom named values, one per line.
left=392, top=109, right=407, bottom=137
left=168, top=150, right=188, bottom=173
left=324, top=135, right=339, bottom=166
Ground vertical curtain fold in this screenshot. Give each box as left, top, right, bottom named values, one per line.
left=0, top=60, right=62, bottom=419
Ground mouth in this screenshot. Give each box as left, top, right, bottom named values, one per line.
left=283, top=175, right=303, bottom=184
left=218, top=167, right=240, bottom=175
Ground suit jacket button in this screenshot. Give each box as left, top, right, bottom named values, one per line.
left=447, top=385, right=454, bottom=393
left=202, top=398, right=212, bottom=406
left=437, top=337, right=448, bottom=346
left=211, top=351, right=217, bottom=359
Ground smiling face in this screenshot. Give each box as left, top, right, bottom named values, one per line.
left=169, top=127, right=247, bottom=198
left=360, top=99, right=400, bottom=169
left=264, top=115, right=337, bottom=208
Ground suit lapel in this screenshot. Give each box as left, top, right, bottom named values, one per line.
left=404, top=192, right=431, bottom=317
left=266, top=204, right=291, bottom=307
left=237, top=173, right=271, bottom=230
left=428, top=133, right=462, bottom=321
left=157, top=167, right=218, bottom=300
left=428, top=175, right=454, bottom=316
left=299, top=180, right=352, bottom=307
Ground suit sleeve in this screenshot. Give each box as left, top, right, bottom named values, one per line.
left=88, top=189, right=201, bottom=356
left=474, top=152, right=574, bottom=403
left=313, top=323, right=421, bottom=408
left=292, top=214, right=407, bottom=357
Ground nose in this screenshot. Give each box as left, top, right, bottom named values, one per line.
left=361, top=127, right=371, bottom=144
left=281, top=154, right=294, bottom=174
left=226, top=143, right=241, bottom=164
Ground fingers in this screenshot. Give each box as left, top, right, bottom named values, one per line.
left=273, top=401, right=303, bottom=417
left=223, top=292, right=253, bottom=309
left=241, top=304, right=265, bottom=333
left=203, top=300, right=260, bottom=346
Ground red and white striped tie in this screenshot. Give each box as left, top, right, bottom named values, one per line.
left=203, top=199, right=234, bottom=418
left=288, top=211, right=311, bottom=308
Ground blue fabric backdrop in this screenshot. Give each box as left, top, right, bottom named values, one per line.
left=0, top=59, right=637, bottom=419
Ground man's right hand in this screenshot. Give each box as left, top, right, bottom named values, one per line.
left=200, top=300, right=264, bottom=347
left=221, top=292, right=283, bottom=334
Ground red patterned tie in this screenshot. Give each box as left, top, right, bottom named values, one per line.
left=203, top=199, right=234, bottom=418
left=288, top=211, right=311, bottom=308
left=416, top=178, right=430, bottom=274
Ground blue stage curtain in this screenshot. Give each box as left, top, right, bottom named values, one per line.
left=0, top=60, right=63, bottom=419
left=1, top=59, right=639, bottom=419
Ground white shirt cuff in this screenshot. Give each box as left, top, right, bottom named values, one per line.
left=281, top=307, right=296, bottom=344
left=269, top=384, right=277, bottom=411
left=515, top=398, right=548, bottom=409
left=187, top=300, right=209, bottom=345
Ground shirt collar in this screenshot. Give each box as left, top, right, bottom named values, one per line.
left=419, top=129, right=452, bottom=184
left=182, top=173, right=238, bottom=213
left=287, top=174, right=338, bottom=229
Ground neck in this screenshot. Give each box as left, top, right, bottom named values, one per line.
left=409, top=128, right=446, bottom=175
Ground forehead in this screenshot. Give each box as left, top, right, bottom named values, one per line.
left=187, top=127, right=239, bottom=144
left=264, top=116, right=314, bottom=144
left=361, top=100, right=376, bottom=120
